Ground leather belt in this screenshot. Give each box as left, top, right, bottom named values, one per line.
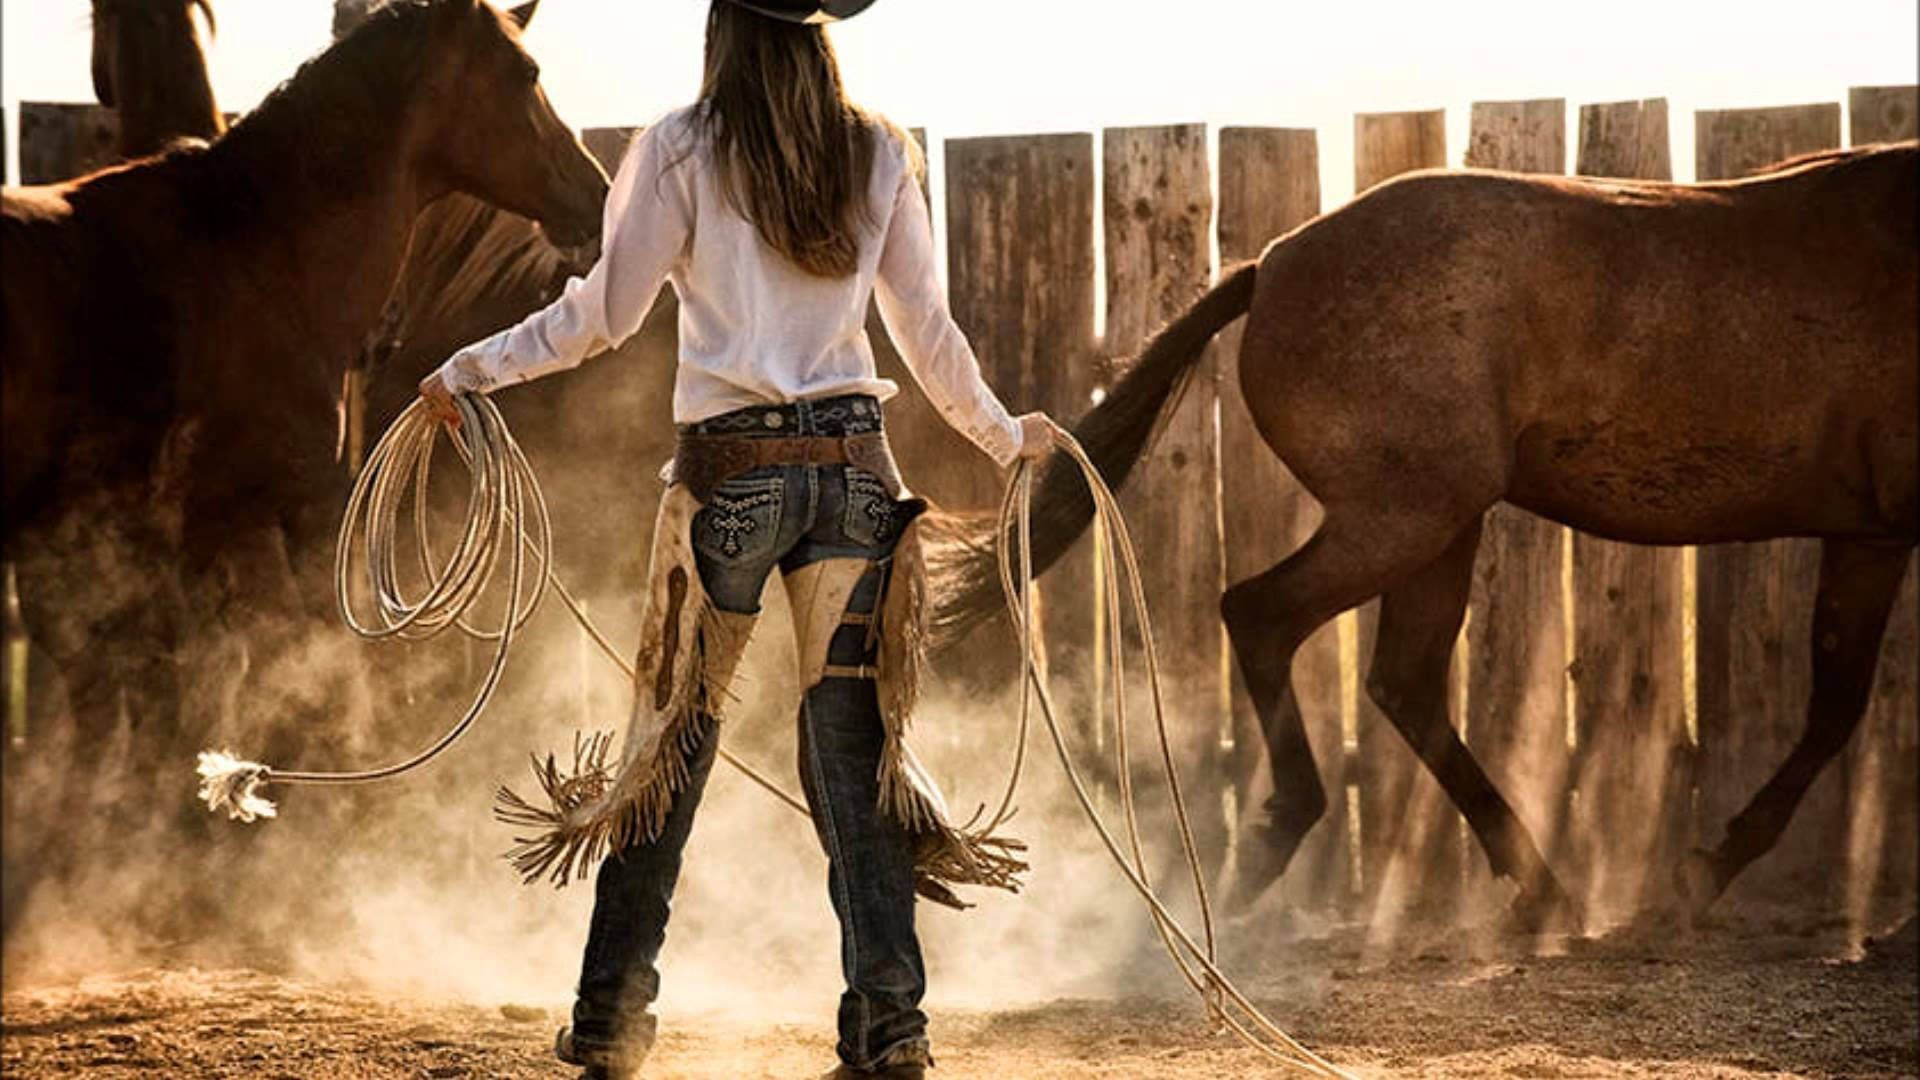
left=673, top=430, right=906, bottom=504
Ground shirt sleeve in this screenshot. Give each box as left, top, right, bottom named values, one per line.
left=436, top=120, right=692, bottom=394
left=873, top=165, right=1024, bottom=468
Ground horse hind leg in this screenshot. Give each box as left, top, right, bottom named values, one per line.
left=1681, top=538, right=1914, bottom=914
left=1221, top=501, right=1484, bottom=910
left=1362, top=518, right=1582, bottom=931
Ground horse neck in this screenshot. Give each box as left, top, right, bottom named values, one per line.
left=186, top=100, right=434, bottom=382
left=113, top=10, right=224, bottom=157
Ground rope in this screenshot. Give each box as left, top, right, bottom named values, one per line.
left=998, top=421, right=1356, bottom=1080
left=194, top=394, right=1353, bottom=1077
left=195, top=395, right=809, bottom=821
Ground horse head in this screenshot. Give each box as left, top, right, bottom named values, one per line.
left=414, top=0, right=607, bottom=250
left=90, top=0, right=224, bottom=157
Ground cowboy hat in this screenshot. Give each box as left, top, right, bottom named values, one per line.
left=722, top=0, right=877, bottom=23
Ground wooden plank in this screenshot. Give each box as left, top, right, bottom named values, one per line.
left=1467, top=99, right=1565, bottom=173
left=582, top=126, right=639, bottom=172
left=18, top=103, right=119, bottom=184
left=943, top=133, right=1098, bottom=507
left=1695, top=104, right=1841, bottom=180
left=1693, top=104, right=1842, bottom=903
left=1847, top=558, right=1919, bottom=931
left=1102, top=124, right=1227, bottom=877
left=942, top=133, right=1099, bottom=696
left=1350, top=109, right=1462, bottom=920
left=1215, top=127, right=1349, bottom=911
left=1576, top=98, right=1673, bottom=180
left=1460, top=100, right=1573, bottom=918
left=1846, top=89, right=1918, bottom=929
left=1354, top=110, right=1446, bottom=194
left=1565, top=98, right=1692, bottom=920
left=1848, top=85, right=1919, bottom=144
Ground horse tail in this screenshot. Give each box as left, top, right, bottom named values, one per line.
left=929, top=259, right=1259, bottom=641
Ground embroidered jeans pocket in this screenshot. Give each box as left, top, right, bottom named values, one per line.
left=842, top=468, right=900, bottom=550
left=694, top=473, right=785, bottom=566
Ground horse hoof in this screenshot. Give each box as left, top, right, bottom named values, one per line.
left=1226, top=856, right=1283, bottom=912
left=1225, top=828, right=1296, bottom=911
left=1509, top=880, right=1586, bottom=935
left=1674, top=849, right=1725, bottom=920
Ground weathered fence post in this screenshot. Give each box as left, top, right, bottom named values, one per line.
left=1102, top=124, right=1228, bottom=878
left=17, top=103, right=119, bottom=184
left=942, top=134, right=1099, bottom=699
left=1460, top=99, right=1574, bottom=918
left=1575, top=98, right=1673, bottom=181
left=1693, top=103, right=1842, bottom=902
left=1564, top=99, right=1693, bottom=920
left=1848, top=85, right=1917, bottom=146
left=942, top=134, right=1098, bottom=505
left=3, top=566, right=24, bottom=748
left=1844, top=85, right=1919, bottom=929
left=1215, top=127, right=1350, bottom=911
left=1351, top=109, right=1462, bottom=920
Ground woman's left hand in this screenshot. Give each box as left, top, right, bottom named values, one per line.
left=418, top=371, right=461, bottom=430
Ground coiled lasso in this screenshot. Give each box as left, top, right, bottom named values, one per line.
left=196, top=395, right=1353, bottom=1078
left=195, top=394, right=807, bottom=821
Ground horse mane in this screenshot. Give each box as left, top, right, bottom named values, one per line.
left=390, top=196, right=570, bottom=355
left=204, top=0, right=436, bottom=198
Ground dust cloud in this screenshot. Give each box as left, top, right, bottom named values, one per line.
left=0, top=519, right=1249, bottom=1032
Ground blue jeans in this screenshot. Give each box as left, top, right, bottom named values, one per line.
left=572, top=397, right=928, bottom=1072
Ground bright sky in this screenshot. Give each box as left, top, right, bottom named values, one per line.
left=4, top=0, right=1915, bottom=200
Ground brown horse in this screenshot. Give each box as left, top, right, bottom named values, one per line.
left=0, top=0, right=605, bottom=917
left=940, top=141, right=1917, bottom=927
left=91, top=0, right=226, bottom=159
left=328, top=0, right=584, bottom=471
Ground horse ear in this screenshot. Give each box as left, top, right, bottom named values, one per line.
left=506, top=0, right=539, bottom=28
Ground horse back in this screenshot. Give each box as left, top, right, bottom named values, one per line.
left=1239, top=143, right=1916, bottom=545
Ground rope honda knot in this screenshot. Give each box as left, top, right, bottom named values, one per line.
left=196, top=750, right=276, bottom=822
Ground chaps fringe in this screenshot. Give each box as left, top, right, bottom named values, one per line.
left=495, top=486, right=1027, bottom=906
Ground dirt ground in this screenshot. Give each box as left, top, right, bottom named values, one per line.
left=3, top=916, right=1912, bottom=1080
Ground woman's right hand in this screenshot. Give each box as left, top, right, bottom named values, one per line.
left=418, top=370, right=462, bottom=430
left=1015, top=412, right=1058, bottom=460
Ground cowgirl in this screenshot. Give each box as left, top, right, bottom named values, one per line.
left=420, top=2, right=1052, bottom=1076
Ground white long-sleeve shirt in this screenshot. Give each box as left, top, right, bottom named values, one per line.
left=435, top=105, right=1022, bottom=467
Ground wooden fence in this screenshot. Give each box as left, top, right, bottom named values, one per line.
left=9, top=85, right=1916, bottom=927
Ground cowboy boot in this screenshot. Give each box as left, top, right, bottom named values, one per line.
left=556, top=1025, right=646, bottom=1080
left=817, top=1041, right=932, bottom=1079
left=818, top=1062, right=926, bottom=1080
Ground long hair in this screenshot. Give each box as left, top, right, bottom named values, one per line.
left=695, top=1, right=883, bottom=278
